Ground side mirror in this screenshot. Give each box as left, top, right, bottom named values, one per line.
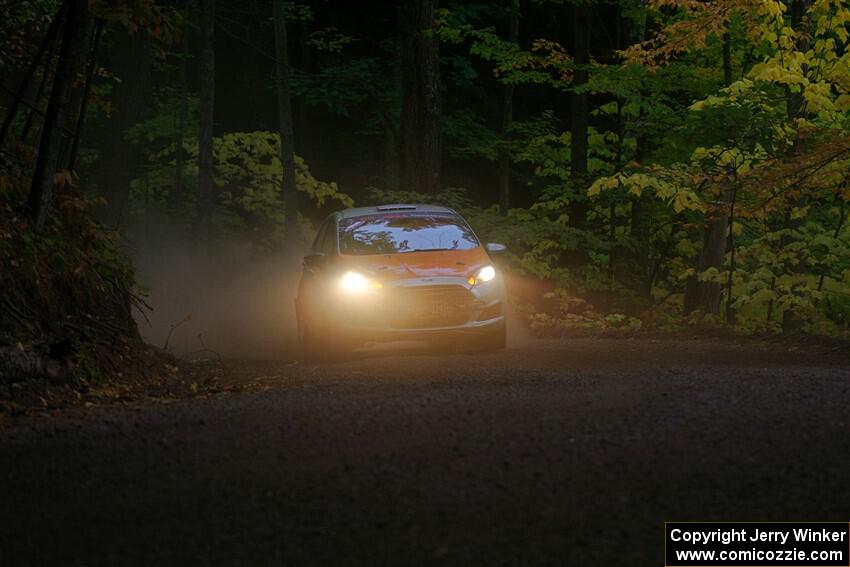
left=485, top=242, right=507, bottom=255
left=303, top=253, right=326, bottom=271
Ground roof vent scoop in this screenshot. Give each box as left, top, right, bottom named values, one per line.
left=376, top=204, right=417, bottom=211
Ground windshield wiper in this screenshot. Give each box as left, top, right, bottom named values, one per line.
left=399, top=247, right=454, bottom=253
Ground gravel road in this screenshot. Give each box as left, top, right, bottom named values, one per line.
left=2, top=337, right=850, bottom=566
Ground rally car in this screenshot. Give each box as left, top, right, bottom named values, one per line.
left=295, top=204, right=507, bottom=357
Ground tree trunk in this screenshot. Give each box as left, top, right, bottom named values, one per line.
left=498, top=0, right=519, bottom=214
left=683, top=182, right=733, bottom=316
left=399, top=0, right=441, bottom=195
left=384, top=125, right=398, bottom=191
left=607, top=3, right=625, bottom=287
left=722, top=31, right=732, bottom=88
left=630, top=0, right=652, bottom=297
left=724, top=171, right=738, bottom=324
left=26, top=0, right=90, bottom=230
left=59, top=12, right=95, bottom=168
left=66, top=19, right=102, bottom=172
left=20, top=32, right=60, bottom=144
left=198, top=0, right=216, bottom=233
left=274, top=0, right=299, bottom=241
left=569, top=0, right=589, bottom=230
left=293, top=18, right=311, bottom=146
left=1, top=1, right=66, bottom=150
left=781, top=0, right=810, bottom=332
left=172, top=16, right=190, bottom=207
left=92, top=24, right=151, bottom=228
left=784, top=0, right=809, bottom=121
left=683, top=29, right=734, bottom=317
left=816, top=197, right=846, bottom=292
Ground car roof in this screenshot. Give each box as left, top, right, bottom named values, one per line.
left=336, top=204, right=458, bottom=220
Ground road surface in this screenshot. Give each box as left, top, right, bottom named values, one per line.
left=2, top=337, right=850, bottom=565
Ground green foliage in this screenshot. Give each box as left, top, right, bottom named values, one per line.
left=573, top=0, right=850, bottom=336
left=127, top=95, right=199, bottom=145
left=364, top=0, right=850, bottom=341
left=10, top=0, right=849, bottom=361
left=0, top=165, right=143, bottom=382
left=437, top=8, right=573, bottom=88
left=820, top=292, right=850, bottom=328
left=131, top=130, right=352, bottom=247
left=283, top=1, right=314, bottom=22
left=291, top=58, right=391, bottom=117
left=443, top=110, right=501, bottom=160
left=524, top=290, right=643, bottom=336
left=307, top=27, right=356, bottom=53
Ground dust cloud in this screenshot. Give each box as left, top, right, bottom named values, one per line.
left=128, top=218, right=531, bottom=359
left=129, top=220, right=307, bottom=359
left=506, top=314, right=530, bottom=349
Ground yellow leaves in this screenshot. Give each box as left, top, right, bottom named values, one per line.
left=670, top=188, right=705, bottom=213
left=689, top=92, right=731, bottom=110
left=731, top=220, right=743, bottom=237
left=716, top=148, right=742, bottom=168
left=745, top=43, right=846, bottom=121
left=791, top=206, right=809, bottom=220
left=620, top=0, right=740, bottom=67
left=811, top=38, right=838, bottom=63
left=778, top=27, right=798, bottom=51
left=748, top=21, right=780, bottom=47
left=803, top=81, right=836, bottom=114
left=588, top=172, right=658, bottom=197
left=749, top=62, right=780, bottom=83
left=675, top=238, right=698, bottom=258
left=690, top=146, right=712, bottom=163
left=529, top=39, right=572, bottom=79
left=750, top=59, right=807, bottom=86
left=696, top=267, right=723, bottom=283
left=292, top=154, right=351, bottom=207
left=811, top=0, right=831, bottom=14
left=678, top=0, right=845, bottom=121
left=690, top=146, right=754, bottom=174
left=756, top=0, right=786, bottom=19
left=587, top=175, right=622, bottom=196
left=825, top=53, right=850, bottom=91
left=588, top=172, right=705, bottom=213
left=727, top=78, right=755, bottom=96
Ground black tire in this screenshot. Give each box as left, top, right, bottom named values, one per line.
left=299, top=310, right=354, bottom=362
left=321, top=315, right=357, bottom=360
left=297, top=309, right=320, bottom=360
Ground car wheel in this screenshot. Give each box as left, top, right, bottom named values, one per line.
left=300, top=311, right=355, bottom=362
left=297, top=310, right=319, bottom=358
left=325, top=329, right=355, bottom=361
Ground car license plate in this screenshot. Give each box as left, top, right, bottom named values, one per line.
left=412, top=302, right=449, bottom=318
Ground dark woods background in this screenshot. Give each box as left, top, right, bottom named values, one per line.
left=1, top=0, right=850, bottom=375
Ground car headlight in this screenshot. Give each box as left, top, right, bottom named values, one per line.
left=468, top=265, right=496, bottom=286
left=340, top=271, right=382, bottom=294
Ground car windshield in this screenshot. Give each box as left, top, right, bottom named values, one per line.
left=338, top=213, right=480, bottom=256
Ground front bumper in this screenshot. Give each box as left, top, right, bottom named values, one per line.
left=336, top=314, right=505, bottom=343
left=324, top=275, right=506, bottom=343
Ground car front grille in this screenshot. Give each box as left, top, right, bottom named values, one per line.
left=388, top=285, right=473, bottom=329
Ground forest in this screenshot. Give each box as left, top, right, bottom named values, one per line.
left=1, top=0, right=850, bottom=383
